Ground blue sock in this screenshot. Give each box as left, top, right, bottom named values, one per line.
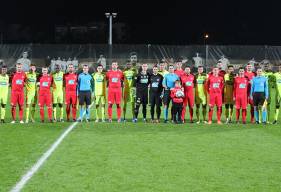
left=254, top=108, right=259, bottom=122
left=164, top=108, right=168, bottom=120
left=80, top=107, right=84, bottom=119
left=86, top=107, right=90, bottom=119
left=262, top=109, right=267, bottom=123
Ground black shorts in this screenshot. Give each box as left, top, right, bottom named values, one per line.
left=136, top=91, right=148, bottom=105
left=149, top=92, right=162, bottom=106
left=253, top=92, right=265, bottom=106
left=79, top=91, right=91, bottom=106
left=163, top=90, right=171, bottom=105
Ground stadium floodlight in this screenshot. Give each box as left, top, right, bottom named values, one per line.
left=105, top=12, right=118, bottom=45
left=204, top=33, right=209, bottom=39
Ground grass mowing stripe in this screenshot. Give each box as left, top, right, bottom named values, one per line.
left=10, top=102, right=94, bottom=192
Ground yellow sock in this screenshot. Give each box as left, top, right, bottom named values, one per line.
left=275, top=109, right=279, bottom=121
left=53, top=107, right=57, bottom=120
left=1, top=107, right=6, bottom=119
left=101, top=107, right=105, bottom=120
left=95, top=107, right=99, bottom=120
left=26, top=107, right=30, bottom=121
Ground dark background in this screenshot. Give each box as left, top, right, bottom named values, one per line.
left=0, top=0, right=280, bottom=44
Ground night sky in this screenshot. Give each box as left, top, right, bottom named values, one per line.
left=1, top=0, right=281, bottom=44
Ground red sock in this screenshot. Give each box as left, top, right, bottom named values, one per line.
left=108, top=106, right=112, bottom=119
left=217, top=107, right=222, bottom=122
left=242, top=109, right=247, bottom=123
left=181, top=105, right=186, bottom=121
left=236, top=109, right=240, bottom=121
left=47, top=106, right=52, bottom=120
left=19, top=105, right=23, bottom=121
left=117, top=106, right=121, bottom=119
left=40, top=107, right=44, bottom=121
left=208, top=108, right=213, bottom=121
left=11, top=106, right=16, bottom=120
left=250, top=106, right=254, bottom=122
left=66, top=104, right=71, bottom=120
left=189, top=108, right=193, bottom=121
left=72, top=104, right=77, bottom=120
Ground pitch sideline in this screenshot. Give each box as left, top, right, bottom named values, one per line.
left=10, top=102, right=94, bottom=192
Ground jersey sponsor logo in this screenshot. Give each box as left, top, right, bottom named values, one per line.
left=197, top=79, right=204, bottom=84
left=68, top=80, right=75, bottom=84
left=239, top=83, right=246, bottom=89
left=96, top=78, right=104, bottom=82
left=55, top=77, right=63, bottom=81
left=140, top=78, right=148, bottom=84
left=16, top=80, right=23, bottom=85
left=185, top=81, right=192, bottom=86
left=152, top=82, right=159, bottom=88
left=213, top=83, right=219, bottom=88
left=42, top=82, right=49, bottom=87
left=0, top=82, right=7, bottom=86
left=112, top=77, right=118, bottom=83
left=28, top=78, right=36, bottom=82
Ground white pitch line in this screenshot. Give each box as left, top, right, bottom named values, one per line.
left=10, top=103, right=94, bottom=192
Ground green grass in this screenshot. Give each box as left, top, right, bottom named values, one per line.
left=1, top=93, right=281, bottom=191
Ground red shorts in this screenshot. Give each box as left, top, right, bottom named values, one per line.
left=108, top=88, right=122, bottom=104
left=183, top=90, right=194, bottom=107
left=11, top=91, right=24, bottom=106
left=236, top=95, right=248, bottom=109
left=38, top=93, right=52, bottom=107
left=209, top=93, right=222, bottom=107
left=65, top=92, right=77, bottom=105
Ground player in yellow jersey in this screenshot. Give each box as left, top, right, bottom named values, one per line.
left=158, top=61, right=169, bottom=77
left=25, top=63, right=38, bottom=123
left=92, top=64, right=106, bottom=122
left=52, top=64, right=64, bottom=122
left=123, top=61, right=137, bottom=121
left=0, top=65, right=9, bottom=123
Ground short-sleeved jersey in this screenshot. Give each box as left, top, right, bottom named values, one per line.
left=11, top=72, right=26, bottom=92
left=158, top=70, right=169, bottom=77
left=163, top=73, right=179, bottom=89
left=149, top=73, right=163, bottom=93
left=170, top=86, right=184, bottom=103
left=181, top=73, right=195, bottom=91
left=123, top=67, right=137, bottom=89
left=174, top=69, right=185, bottom=78
left=244, top=71, right=256, bottom=81
left=233, top=76, right=249, bottom=97
left=195, top=73, right=207, bottom=98
left=25, top=72, right=37, bottom=94
left=206, top=75, right=224, bottom=94
left=251, top=76, right=268, bottom=98
left=135, top=72, right=150, bottom=92
left=92, top=72, right=106, bottom=96
left=0, top=74, right=9, bottom=93
left=38, top=74, right=53, bottom=94
left=274, top=72, right=281, bottom=96
left=64, top=73, right=78, bottom=92
left=106, top=70, right=124, bottom=89
left=52, top=71, right=64, bottom=92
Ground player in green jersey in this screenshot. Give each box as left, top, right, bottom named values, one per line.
left=92, top=64, right=106, bottom=122
left=263, top=64, right=275, bottom=122
left=123, top=61, right=137, bottom=121
left=52, top=64, right=64, bottom=122
left=25, top=63, right=38, bottom=123
left=194, top=66, right=208, bottom=123
left=0, top=65, right=9, bottom=123
left=273, top=65, right=281, bottom=124
left=158, top=61, right=169, bottom=77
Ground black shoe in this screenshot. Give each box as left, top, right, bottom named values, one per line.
left=273, top=120, right=277, bottom=124
left=256, top=121, right=260, bottom=124
left=164, top=120, right=168, bottom=123
left=1, top=119, right=5, bottom=123
left=41, top=120, right=44, bottom=123
left=86, top=119, right=90, bottom=122
left=190, top=120, right=194, bottom=124
left=178, top=121, right=183, bottom=124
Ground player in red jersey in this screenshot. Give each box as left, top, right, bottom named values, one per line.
left=208, top=62, right=226, bottom=78
left=106, top=61, right=124, bottom=122
left=206, top=67, right=224, bottom=124
left=170, top=80, right=184, bottom=124
left=38, top=67, right=53, bottom=122
left=180, top=66, right=195, bottom=123
left=10, top=63, right=26, bottom=123
left=244, top=63, right=256, bottom=123
left=233, top=67, right=249, bottom=124
left=64, top=63, right=78, bottom=121
left=174, top=60, right=185, bottom=78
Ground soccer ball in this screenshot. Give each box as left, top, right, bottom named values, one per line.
left=175, top=90, right=184, bottom=98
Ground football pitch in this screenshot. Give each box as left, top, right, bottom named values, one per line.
left=1, top=104, right=281, bottom=192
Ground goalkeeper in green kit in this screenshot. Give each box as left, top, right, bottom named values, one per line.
left=273, top=65, right=281, bottom=124
left=263, top=64, right=275, bottom=123
left=123, top=61, right=137, bottom=121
